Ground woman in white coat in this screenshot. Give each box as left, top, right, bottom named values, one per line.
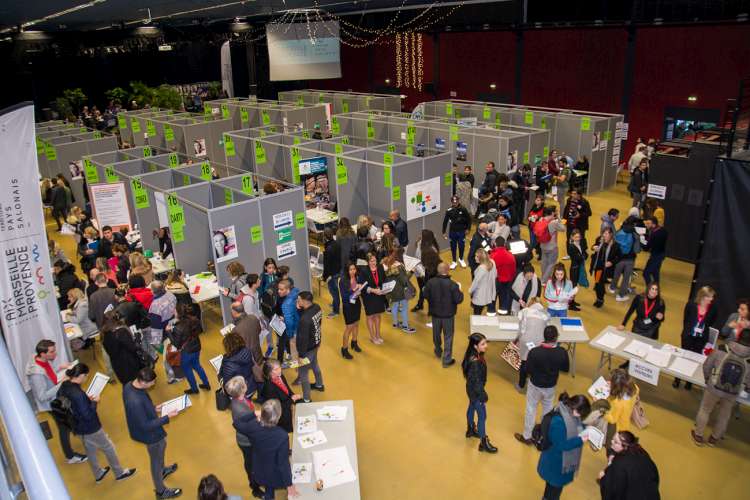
left=469, top=249, right=497, bottom=315
left=515, top=297, right=550, bottom=391
left=65, top=288, right=98, bottom=341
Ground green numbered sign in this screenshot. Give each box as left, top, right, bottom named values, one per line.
left=221, top=104, right=229, bottom=119
left=241, top=175, right=254, bottom=195
left=118, top=116, right=127, bottom=130
left=104, top=165, right=119, bottom=183
left=143, top=146, right=152, bottom=158
left=392, top=186, right=401, bottom=201
left=83, top=158, right=99, bottom=183
left=240, top=108, right=249, bottom=125
left=130, top=118, right=141, bottom=133
left=446, top=102, right=453, bottom=116
left=331, top=117, right=340, bottom=134
left=524, top=111, right=534, bottom=125
left=295, top=212, right=306, bottom=229
left=224, top=135, right=235, bottom=157
left=255, top=141, right=266, bottom=165
left=146, top=120, right=156, bottom=137
left=483, top=106, right=491, bottom=120
left=261, top=110, right=270, bottom=125
left=164, top=125, right=174, bottom=142
left=132, top=177, right=149, bottom=209
left=200, top=161, right=212, bottom=181
left=336, top=156, right=348, bottom=185
left=224, top=188, right=233, bottom=205
left=168, top=153, right=179, bottom=168
left=580, top=117, right=591, bottom=131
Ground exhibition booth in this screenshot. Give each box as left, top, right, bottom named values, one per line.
left=145, top=112, right=234, bottom=162
left=422, top=100, right=625, bottom=194
left=278, top=89, right=402, bottom=115
left=204, top=97, right=329, bottom=134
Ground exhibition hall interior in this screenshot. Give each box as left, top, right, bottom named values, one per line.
left=2, top=0, right=750, bottom=499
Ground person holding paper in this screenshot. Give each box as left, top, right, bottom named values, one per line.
left=276, top=279, right=301, bottom=362
left=598, top=431, right=660, bottom=500
left=618, top=282, right=665, bottom=340
left=566, top=229, right=588, bottom=312
left=383, top=251, right=417, bottom=333
left=339, top=263, right=365, bottom=359
left=258, top=258, right=278, bottom=297
left=461, top=333, right=498, bottom=453
left=57, top=363, right=136, bottom=483
left=510, top=264, right=542, bottom=315
left=225, top=377, right=265, bottom=498
left=171, top=303, right=211, bottom=395
left=538, top=207, right=567, bottom=283
left=604, top=369, right=640, bottom=455
left=544, top=264, right=576, bottom=318
left=467, top=222, right=493, bottom=278
left=65, top=288, right=98, bottom=341
left=720, top=298, right=750, bottom=341
left=675, top=286, right=718, bottom=390
left=123, top=367, right=182, bottom=499
left=230, top=302, right=265, bottom=375
left=359, top=253, right=388, bottom=345
left=469, top=248, right=497, bottom=315
left=219, top=333, right=256, bottom=397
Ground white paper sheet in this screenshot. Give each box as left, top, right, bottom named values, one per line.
left=292, top=463, right=313, bottom=484
left=270, top=314, right=286, bottom=335
left=297, top=414, right=317, bottom=434
left=498, top=320, right=520, bottom=330
left=670, top=357, right=700, bottom=378
left=316, top=405, right=348, bottom=421
left=595, top=331, right=626, bottom=350
left=160, top=395, right=191, bottom=417
left=219, top=323, right=235, bottom=337
left=677, top=349, right=707, bottom=364
left=209, top=355, right=223, bottom=373
left=644, top=348, right=672, bottom=368
left=312, top=446, right=357, bottom=489
left=85, top=372, right=110, bottom=398
left=380, top=280, right=396, bottom=294
left=588, top=376, right=610, bottom=400
left=623, top=339, right=651, bottom=358
left=580, top=426, right=605, bottom=451
left=472, top=316, right=499, bottom=327
left=297, top=430, right=327, bottom=449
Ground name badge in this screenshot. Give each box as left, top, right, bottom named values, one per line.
left=526, top=342, right=536, bottom=350
left=350, top=297, right=357, bottom=304
left=643, top=318, right=652, bottom=325
left=694, top=326, right=704, bottom=336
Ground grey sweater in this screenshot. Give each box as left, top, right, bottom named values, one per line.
left=25, top=357, right=63, bottom=413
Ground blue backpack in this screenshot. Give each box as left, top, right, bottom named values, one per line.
left=615, top=229, right=635, bottom=255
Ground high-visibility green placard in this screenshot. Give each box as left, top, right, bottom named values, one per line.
left=83, top=158, right=99, bottom=183
left=342, top=101, right=349, bottom=113
left=149, top=164, right=157, bottom=172
left=383, top=152, right=394, bottom=166
left=146, top=120, right=156, bottom=137
left=293, top=136, right=301, bottom=145
left=104, top=165, right=119, bottom=183
left=302, top=131, right=310, bottom=139
left=36, top=137, right=44, bottom=154
left=483, top=106, right=491, bottom=120
left=118, top=116, right=127, bottom=130
left=295, top=212, right=306, bottom=229
left=224, top=188, right=233, bottom=205
left=290, top=147, right=300, bottom=184
left=331, top=117, right=340, bottom=134
left=495, top=113, right=501, bottom=129
left=334, top=143, right=343, bottom=155
left=131, top=118, right=141, bottom=133
left=365, top=96, right=372, bottom=109
left=318, top=92, right=325, bottom=103
left=250, top=225, right=262, bottom=244
left=580, top=117, right=591, bottom=131
left=405, top=145, right=414, bottom=156
left=341, top=135, right=350, bottom=145
left=241, top=175, right=254, bottom=195
left=540, top=117, right=547, bottom=129
left=240, top=108, right=249, bottom=124
left=182, top=174, right=191, bottom=186
left=168, top=153, right=179, bottom=168
left=166, top=194, right=185, bottom=243
left=543, top=146, right=550, bottom=158
left=261, top=111, right=270, bottom=125
left=221, top=104, right=229, bottom=119
left=224, top=135, right=235, bottom=157
left=204, top=103, right=211, bottom=115
left=259, top=130, right=267, bottom=138
left=524, top=111, right=534, bottom=125
left=45, top=144, right=57, bottom=161
left=200, top=161, right=212, bottom=181
left=383, top=163, right=392, bottom=188
left=523, top=152, right=529, bottom=164
left=450, top=125, right=459, bottom=141
left=93, top=131, right=102, bottom=139
left=143, top=146, right=152, bottom=158
left=67, top=123, right=75, bottom=128
left=255, top=141, right=267, bottom=165
left=387, top=143, right=396, bottom=153
left=335, top=156, right=348, bottom=185
left=444, top=172, right=452, bottom=186
left=164, top=125, right=174, bottom=142
left=446, top=102, right=453, bottom=116
left=131, top=178, right=149, bottom=209
left=296, top=96, right=304, bottom=107
left=80, top=127, right=87, bottom=133
left=278, top=227, right=293, bottom=243
left=392, top=185, right=401, bottom=201
left=406, top=120, right=416, bottom=145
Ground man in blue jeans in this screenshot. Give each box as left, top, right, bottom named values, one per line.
left=642, top=216, right=668, bottom=285
left=442, top=195, right=472, bottom=270
left=321, top=228, right=341, bottom=319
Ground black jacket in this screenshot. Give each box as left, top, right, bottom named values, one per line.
left=159, top=235, right=173, bottom=259
left=233, top=413, right=293, bottom=488
left=260, top=375, right=295, bottom=433
left=116, top=255, right=130, bottom=284
left=350, top=237, right=374, bottom=263
left=629, top=169, right=648, bottom=194
left=442, top=205, right=472, bottom=234
left=336, top=234, right=356, bottom=274
left=55, top=264, right=83, bottom=310
left=468, top=231, right=493, bottom=271
left=590, top=237, right=621, bottom=275
left=644, top=226, right=668, bottom=256
left=172, top=317, right=202, bottom=353
left=423, top=275, right=464, bottom=319
left=479, top=169, right=500, bottom=194
left=562, top=197, right=592, bottom=231
left=296, top=304, right=322, bottom=355
left=322, top=239, right=341, bottom=281
left=58, top=381, right=101, bottom=435
left=623, top=294, right=666, bottom=338
left=465, top=357, right=488, bottom=402
left=115, top=300, right=150, bottom=329
left=51, top=185, right=68, bottom=210
left=599, top=452, right=661, bottom=500
left=526, top=344, right=569, bottom=388
left=681, top=302, right=719, bottom=344
left=102, top=326, right=143, bottom=384
left=567, top=240, right=589, bottom=271
left=97, top=234, right=125, bottom=260
left=122, top=381, right=168, bottom=445
left=219, top=348, right=254, bottom=391
left=392, top=217, right=409, bottom=247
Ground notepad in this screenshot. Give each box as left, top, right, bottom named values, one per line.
left=623, top=339, right=651, bottom=358
left=297, top=430, right=327, bottom=449
left=560, top=317, right=584, bottom=332
left=292, top=463, right=312, bottom=484
left=316, top=405, right=348, bottom=421
left=588, top=376, right=610, bottom=401
left=160, top=395, right=192, bottom=417
left=509, top=241, right=528, bottom=255
left=85, top=372, right=110, bottom=398
left=644, top=348, right=671, bottom=368
left=670, top=357, right=700, bottom=378
left=209, top=355, right=223, bottom=373
left=580, top=426, right=605, bottom=451
left=219, top=323, right=235, bottom=337
left=297, top=415, right=317, bottom=434
left=595, top=331, right=626, bottom=350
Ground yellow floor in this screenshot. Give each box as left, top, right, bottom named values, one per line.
left=48, top=180, right=750, bottom=499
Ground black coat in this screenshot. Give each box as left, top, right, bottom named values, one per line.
left=55, top=265, right=82, bottom=310
left=102, top=327, right=143, bottom=384
left=50, top=185, right=68, bottom=210
left=350, top=237, right=374, bottom=263
left=260, top=375, right=295, bottom=433
left=589, top=237, right=621, bottom=277
left=393, top=217, right=409, bottom=247
left=336, top=234, right=356, bottom=274
left=423, top=275, right=464, bottom=319
left=623, top=294, right=666, bottom=338
left=322, top=239, right=341, bottom=281
left=442, top=205, right=472, bottom=234
left=219, top=348, right=255, bottom=393
left=115, top=300, right=150, bottom=329
left=562, top=197, right=592, bottom=231
left=465, top=357, right=488, bottom=402
left=681, top=302, right=719, bottom=352
left=599, top=452, right=660, bottom=500
left=233, top=413, right=292, bottom=489
left=467, top=231, right=492, bottom=271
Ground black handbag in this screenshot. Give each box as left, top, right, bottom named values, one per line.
left=215, top=380, right=230, bottom=411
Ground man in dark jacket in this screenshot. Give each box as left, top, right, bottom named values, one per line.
left=53, top=260, right=82, bottom=310
left=562, top=189, right=592, bottom=243
left=442, top=195, right=472, bottom=270
left=629, top=159, right=648, bottom=208
left=296, top=291, right=324, bottom=402
left=50, top=178, right=69, bottom=231
left=122, top=368, right=181, bottom=499
left=478, top=161, right=499, bottom=197
left=423, top=262, right=464, bottom=367
left=467, top=222, right=492, bottom=278
left=389, top=209, right=409, bottom=247
left=642, top=216, right=668, bottom=286
left=321, top=228, right=341, bottom=319
left=97, top=225, right=126, bottom=260
left=89, top=273, right=117, bottom=329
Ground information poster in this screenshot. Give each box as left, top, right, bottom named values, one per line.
left=213, top=225, right=238, bottom=262
left=89, top=182, right=132, bottom=232
left=405, top=176, right=441, bottom=221
left=273, top=210, right=294, bottom=231
left=277, top=241, right=297, bottom=261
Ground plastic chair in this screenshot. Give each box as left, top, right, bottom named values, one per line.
left=308, top=245, right=324, bottom=295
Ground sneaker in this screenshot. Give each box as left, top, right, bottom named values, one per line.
left=162, top=463, right=178, bottom=480
left=312, top=384, right=325, bottom=392
left=449, top=261, right=457, bottom=270
left=301, top=399, right=312, bottom=404
left=375, top=338, right=384, bottom=344
left=487, top=312, right=497, bottom=317
left=690, top=430, right=704, bottom=447
left=402, top=326, right=416, bottom=334
left=426, top=322, right=433, bottom=328
left=115, top=468, right=136, bottom=481
left=156, top=487, right=182, bottom=499
left=95, top=466, right=111, bottom=483
left=392, top=323, right=401, bottom=328
left=66, top=454, right=88, bottom=465
left=615, top=295, right=630, bottom=302
left=198, top=383, right=211, bottom=391
left=326, top=312, right=338, bottom=319
left=458, top=259, right=467, bottom=268
left=561, top=255, right=570, bottom=260
left=706, top=435, right=719, bottom=447
left=607, top=287, right=616, bottom=294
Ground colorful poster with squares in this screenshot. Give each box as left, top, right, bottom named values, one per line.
left=405, top=177, right=441, bottom=221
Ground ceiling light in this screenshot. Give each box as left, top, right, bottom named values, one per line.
left=489, top=83, right=496, bottom=90
left=385, top=78, right=391, bottom=85
left=688, top=96, right=697, bottom=102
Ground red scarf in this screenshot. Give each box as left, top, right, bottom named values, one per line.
left=271, top=376, right=289, bottom=395
left=243, top=397, right=255, bottom=410
left=35, top=358, right=57, bottom=385
left=370, top=267, right=380, bottom=287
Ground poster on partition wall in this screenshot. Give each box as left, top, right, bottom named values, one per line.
left=89, top=182, right=132, bottom=232
left=213, top=225, right=239, bottom=262
left=405, top=176, right=441, bottom=221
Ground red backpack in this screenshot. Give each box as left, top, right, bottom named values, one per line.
left=533, top=218, right=553, bottom=244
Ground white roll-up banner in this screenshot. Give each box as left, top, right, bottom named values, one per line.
left=221, top=41, right=235, bottom=98
left=0, top=103, right=69, bottom=390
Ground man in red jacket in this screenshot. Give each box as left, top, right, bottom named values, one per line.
left=490, top=237, right=517, bottom=315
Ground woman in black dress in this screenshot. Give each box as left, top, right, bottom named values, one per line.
left=566, top=229, right=588, bottom=312
left=259, top=359, right=301, bottom=431
left=674, top=285, right=718, bottom=390
left=339, top=263, right=365, bottom=359
left=359, top=252, right=387, bottom=345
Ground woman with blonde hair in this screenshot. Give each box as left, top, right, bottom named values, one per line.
left=675, top=285, right=719, bottom=390
left=357, top=214, right=378, bottom=241
left=604, top=368, right=640, bottom=454
left=223, top=261, right=248, bottom=302
left=469, top=248, right=497, bottom=316
left=64, top=288, right=98, bottom=341
left=129, top=252, right=154, bottom=285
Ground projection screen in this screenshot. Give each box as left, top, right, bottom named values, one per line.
left=266, top=21, right=342, bottom=81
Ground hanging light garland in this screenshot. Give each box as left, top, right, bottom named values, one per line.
left=392, top=31, right=424, bottom=91
left=416, top=32, right=423, bottom=91
left=395, top=33, right=403, bottom=88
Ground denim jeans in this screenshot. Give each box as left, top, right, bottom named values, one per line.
left=643, top=253, right=665, bottom=285
left=391, top=299, right=409, bottom=327
left=547, top=308, right=568, bottom=318
left=466, top=400, right=487, bottom=437
left=327, top=274, right=340, bottom=314
left=180, top=350, right=209, bottom=391
left=449, top=231, right=466, bottom=261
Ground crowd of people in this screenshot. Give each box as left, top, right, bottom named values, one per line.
left=32, top=139, right=750, bottom=500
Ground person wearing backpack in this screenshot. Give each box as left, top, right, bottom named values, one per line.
left=610, top=216, right=641, bottom=302
left=537, top=393, right=591, bottom=500
left=57, top=363, right=136, bottom=483
left=223, top=262, right=248, bottom=302
left=25, top=339, right=87, bottom=464
left=537, top=207, right=567, bottom=282
left=692, top=328, right=750, bottom=446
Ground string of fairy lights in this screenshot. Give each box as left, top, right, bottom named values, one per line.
left=394, top=31, right=424, bottom=90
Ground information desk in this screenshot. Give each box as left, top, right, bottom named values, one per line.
left=306, top=208, right=339, bottom=226
left=149, top=255, right=175, bottom=275
left=469, top=316, right=589, bottom=377
left=589, top=327, right=750, bottom=407
left=185, top=273, right=220, bottom=303
left=291, top=400, right=360, bottom=499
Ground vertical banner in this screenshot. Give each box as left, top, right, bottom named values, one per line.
left=0, top=103, right=69, bottom=389
left=220, top=41, right=235, bottom=98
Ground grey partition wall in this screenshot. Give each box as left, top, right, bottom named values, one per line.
left=278, top=89, right=402, bottom=114
left=204, top=98, right=328, bottom=132
left=147, top=113, right=233, bottom=161
left=166, top=183, right=213, bottom=276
